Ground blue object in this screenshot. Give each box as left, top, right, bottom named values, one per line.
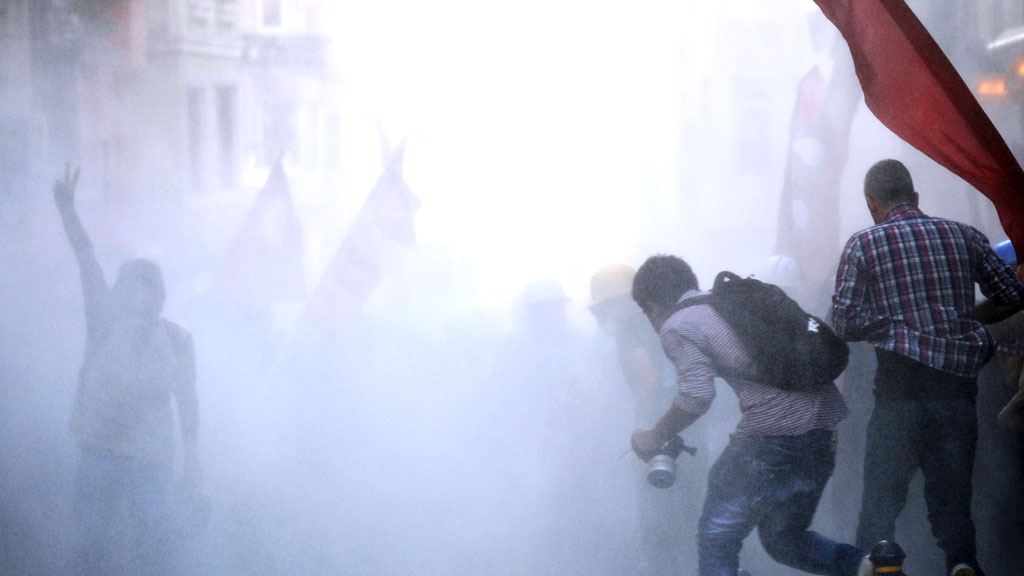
left=994, top=239, right=1017, bottom=267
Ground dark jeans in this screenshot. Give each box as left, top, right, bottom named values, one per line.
left=73, top=447, right=178, bottom=576
left=855, top=397, right=981, bottom=574
left=698, top=430, right=865, bottom=576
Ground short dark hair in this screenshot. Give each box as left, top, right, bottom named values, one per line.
left=632, top=254, right=699, bottom=308
left=864, top=159, right=915, bottom=204
left=115, top=258, right=166, bottom=303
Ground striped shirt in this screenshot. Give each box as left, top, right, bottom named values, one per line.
left=832, top=203, right=1024, bottom=377
left=661, top=290, right=849, bottom=437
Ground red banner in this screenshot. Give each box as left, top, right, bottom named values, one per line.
left=814, top=0, right=1024, bottom=262
left=775, top=49, right=860, bottom=311
left=302, top=140, right=420, bottom=337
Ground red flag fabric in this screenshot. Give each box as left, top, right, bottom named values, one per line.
left=813, top=0, right=1024, bottom=262
left=302, top=139, right=420, bottom=337
left=774, top=50, right=860, bottom=312
left=101, top=0, right=147, bottom=66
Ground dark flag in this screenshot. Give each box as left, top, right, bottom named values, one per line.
left=301, top=136, right=421, bottom=338
left=813, top=0, right=1024, bottom=262
left=213, top=156, right=306, bottom=312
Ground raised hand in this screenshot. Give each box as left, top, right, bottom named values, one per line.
left=53, top=163, right=80, bottom=213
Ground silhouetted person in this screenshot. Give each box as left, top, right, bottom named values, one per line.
left=589, top=263, right=686, bottom=576
left=54, top=165, right=200, bottom=576
left=832, top=159, right=1024, bottom=576
left=486, top=279, right=610, bottom=574
left=968, top=241, right=1024, bottom=573
left=986, top=241, right=1024, bottom=431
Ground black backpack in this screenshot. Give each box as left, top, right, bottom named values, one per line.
left=675, top=271, right=849, bottom=392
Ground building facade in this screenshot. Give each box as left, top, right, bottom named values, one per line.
left=0, top=0, right=338, bottom=208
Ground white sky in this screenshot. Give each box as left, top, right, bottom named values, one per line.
left=315, top=1, right=855, bottom=315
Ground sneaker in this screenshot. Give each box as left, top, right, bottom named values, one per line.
left=857, top=556, right=873, bottom=576
left=950, top=564, right=976, bottom=576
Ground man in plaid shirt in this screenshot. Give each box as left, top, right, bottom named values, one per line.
left=832, top=159, right=1024, bottom=576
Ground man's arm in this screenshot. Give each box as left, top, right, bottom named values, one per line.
left=631, top=403, right=701, bottom=462
left=999, top=381, right=1024, bottom=430
left=975, top=297, right=1024, bottom=324
left=53, top=165, right=109, bottom=344
left=979, top=285, right=1024, bottom=429
left=831, top=238, right=886, bottom=341
left=974, top=233, right=1024, bottom=321
left=173, top=329, right=201, bottom=485
left=631, top=322, right=714, bottom=461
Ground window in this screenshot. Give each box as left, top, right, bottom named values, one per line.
left=187, top=86, right=206, bottom=191
left=216, top=85, right=236, bottom=186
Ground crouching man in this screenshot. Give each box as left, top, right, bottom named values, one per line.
left=629, top=254, right=869, bottom=576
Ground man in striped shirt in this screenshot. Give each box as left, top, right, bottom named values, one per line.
left=630, top=255, right=869, bottom=576
left=832, top=159, right=1024, bottom=576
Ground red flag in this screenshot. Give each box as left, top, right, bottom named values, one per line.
left=813, top=0, right=1024, bottom=262
left=302, top=137, right=420, bottom=337
left=774, top=45, right=860, bottom=312
left=100, top=0, right=147, bottom=66
left=214, top=157, right=306, bottom=311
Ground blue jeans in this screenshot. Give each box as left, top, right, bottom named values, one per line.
left=855, top=398, right=981, bottom=574
left=698, top=430, right=865, bottom=576
left=73, top=447, right=178, bottom=576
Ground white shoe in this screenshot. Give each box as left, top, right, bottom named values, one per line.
left=857, top=556, right=874, bottom=576
left=950, top=564, right=977, bottom=576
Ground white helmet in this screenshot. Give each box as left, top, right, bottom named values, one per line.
left=758, top=255, right=802, bottom=289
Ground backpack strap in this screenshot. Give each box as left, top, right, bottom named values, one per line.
left=670, top=271, right=743, bottom=314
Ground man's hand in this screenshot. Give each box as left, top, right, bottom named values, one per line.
left=999, top=391, right=1024, bottom=430
left=842, top=317, right=891, bottom=341
left=633, top=404, right=698, bottom=462
left=976, top=298, right=1024, bottom=325
left=631, top=428, right=663, bottom=462
left=53, top=164, right=79, bottom=213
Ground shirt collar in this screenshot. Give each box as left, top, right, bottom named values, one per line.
left=676, top=288, right=705, bottom=304
left=883, top=202, right=924, bottom=223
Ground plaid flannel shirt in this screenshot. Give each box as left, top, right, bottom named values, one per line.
left=832, top=203, right=1024, bottom=377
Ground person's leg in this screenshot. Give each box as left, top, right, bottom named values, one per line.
left=73, top=448, right=126, bottom=576
left=755, top=431, right=866, bottom=576
left=920, top=398, right=984, bottom=576
left=855, top=401, right=922, bottom=550
left=697, top=439, right=763, bottom=576
left=125, top=458, right=177, bottom=576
